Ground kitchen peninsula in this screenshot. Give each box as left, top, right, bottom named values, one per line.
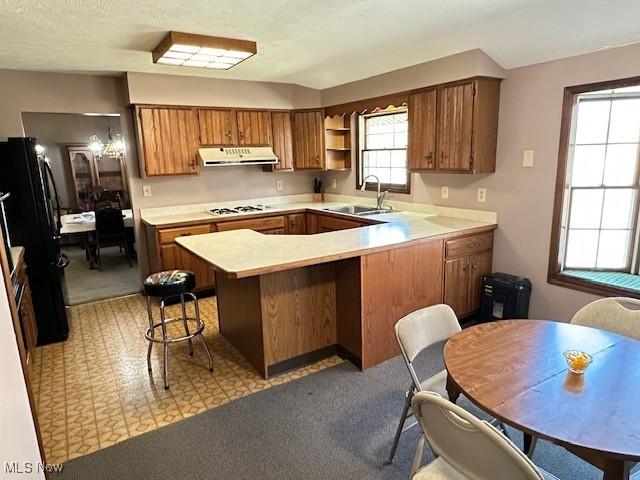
left=142, top=196, right=497, bottom=378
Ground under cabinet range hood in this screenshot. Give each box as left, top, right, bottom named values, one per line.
left=199, top=147, right=278, bottom=166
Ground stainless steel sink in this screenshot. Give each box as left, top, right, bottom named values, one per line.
left=324, top=205, right=391, bottom=216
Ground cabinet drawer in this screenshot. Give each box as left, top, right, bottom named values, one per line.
left=217, top=215, right=286, bottom=232
left=318, top=215, right=362, bottom=232
left=445, top=232, right=493, bottom=259
left=158, top=224, right=212, bottom=244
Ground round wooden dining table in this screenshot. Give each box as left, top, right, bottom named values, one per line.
left=444, top=320, right=640, bottom=480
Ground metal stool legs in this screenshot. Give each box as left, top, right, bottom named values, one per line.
left=145, top=292, right=214, bottom=390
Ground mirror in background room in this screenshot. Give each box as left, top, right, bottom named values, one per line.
left=21, top=112, right=139, bottom=305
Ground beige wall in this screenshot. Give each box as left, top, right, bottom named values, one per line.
left=327, top=43, right=640, bottom=320
left=321, top=49, right=505, bottom=106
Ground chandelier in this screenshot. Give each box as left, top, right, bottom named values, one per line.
left=89, top=126, right=125, bottom=158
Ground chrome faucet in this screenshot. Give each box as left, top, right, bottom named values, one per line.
left=360, top=175, right=388, bottom=210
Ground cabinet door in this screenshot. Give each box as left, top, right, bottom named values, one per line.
left=444, top=256, right=470, bottom=318
left=271, top=112, right=294, bottom=171
left=292, top=110, right=325, bottom=169
left=198, top=109, right=237, bottom=146
left=236, top=110, right=272, bottom=146
left=408, top=90, right=437, bottom=170
left=318, top=215, right=362, bottom=232
left=306, top=213, right=319, bottom=234
left=467, top=250, right=492, bottom=314
left=138, top=107, right=199, bottom=176
left=160, top=244, right=215, bottom=290
left=436, top=83, right=474, bottom=171
left=287, top=213, right=306, bottom=234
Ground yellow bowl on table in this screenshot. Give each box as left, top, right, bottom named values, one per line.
left=563, top=350, right=592, bottom=374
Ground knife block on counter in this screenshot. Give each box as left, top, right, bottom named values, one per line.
left=312, top=193, right=324, bottom=202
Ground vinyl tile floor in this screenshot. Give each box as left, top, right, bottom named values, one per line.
left=28, top=294, right=342, bottom=464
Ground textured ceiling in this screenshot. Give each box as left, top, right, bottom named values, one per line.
left=1, top=0, right=640, bottom=89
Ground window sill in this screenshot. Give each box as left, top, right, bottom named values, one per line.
left=548, top=270, right=640, bottom=299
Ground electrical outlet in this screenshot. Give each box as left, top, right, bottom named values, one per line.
left=523, top=150, right=534, bottom=168
left=142, top=185, right=152, bottom=197
left=331, top=178, right=337, bottom=189
left=441, top=186, right=449, bottom=199
left=276, top=180, right=284, bottom=191
left=477, top=187, right=487, bottom=203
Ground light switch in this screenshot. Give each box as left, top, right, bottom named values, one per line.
left=477, top=187, right=487, bottom=203
left=142, top=185, right=152, bottom=197
left=523, top=150, right=534, bottom=168
left=441, top=186, right=449, bottom=199
left=331, top=178, right=337, bottom=189
left=276, top=180, right=284, bottom=191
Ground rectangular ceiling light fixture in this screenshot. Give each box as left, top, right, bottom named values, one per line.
left=152, top=32, right=257, bottom=70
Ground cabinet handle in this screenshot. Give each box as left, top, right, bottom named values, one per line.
left=239, top=131, right=245, bottom=139
left=471, top=264, right=478, bottom=271
left=440, top=151, right=447, bottom=164
left=463, top=265, right=470, bottom=273
left=467, top=241, right=479, bottom=249
left=226, top=132, right=232, bottom=138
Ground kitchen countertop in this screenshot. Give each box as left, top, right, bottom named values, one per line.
left=175, top=199, right=497, bottom=278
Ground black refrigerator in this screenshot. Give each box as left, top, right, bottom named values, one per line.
left=0, top=137, right=69, bottom=344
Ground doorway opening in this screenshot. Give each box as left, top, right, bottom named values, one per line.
left=21, top=112, right=140, bottom=305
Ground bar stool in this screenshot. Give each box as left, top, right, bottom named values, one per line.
left=144, top=270, right=214, bottom=389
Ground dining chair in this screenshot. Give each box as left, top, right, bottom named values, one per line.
left=571, top=297, right=640, bottom=341
left=409, top=392, right=559, bottom=480
left=385, top=304, right=462, bottom=465
left=90, top=207, right=132, bottom=270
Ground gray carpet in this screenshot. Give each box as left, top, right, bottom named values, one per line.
left=55, top=344, right=604, bottom=479
left=62, top=246, right=140, bottom=305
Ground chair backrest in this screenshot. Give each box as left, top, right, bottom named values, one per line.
left=94, top=189, right=122, bottom=210
left=395, top=304, right=461, bottom=389
left=411, top=392, right=544, bottom=480
left=95, top=207, right=125, bottom=243
left=571, top=297, right=640, bottom=340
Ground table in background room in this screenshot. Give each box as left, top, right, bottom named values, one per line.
left=60, top=209, right=134, bottom=268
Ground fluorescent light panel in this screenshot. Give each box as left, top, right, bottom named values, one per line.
left=153, top=32, right=256, bottom=70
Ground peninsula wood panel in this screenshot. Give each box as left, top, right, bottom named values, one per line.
left=335, top=258, right=362, bottom=364
left=292, top=110, right=325, bottom=169
left=437, top=82, right=474, bottom=171
left=260, top=264, right=337, bottom=366
left=270, top=111, right=294, bottom=171
left=215, top=272, right=266, bottom=377
left=236, top=110, right=272, bottom=146
left=198, top=108, right=237, bottom=146
left=137, top=106, right=199, bottom=176
left=360, top=239, right=444, bottom=369
left=408, top=90, right=437, bottom=171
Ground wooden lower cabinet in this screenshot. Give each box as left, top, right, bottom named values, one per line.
left=287, top=213, right=306, bottom=234
left=160, top=243, right=214, bottom=291
left=444, top=232, right=493, bottom=318
left=317, top=214, right=362, bottom=232
left=153, top=224, right=216, bottom=291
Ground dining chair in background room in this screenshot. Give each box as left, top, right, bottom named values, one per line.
left=409, top=392, right=559, bottom=480
left=90, top=207, right=132, bottom=270
left=385, top=304, right=462, bottom=465
left=571, top=297, right=640, bottom=340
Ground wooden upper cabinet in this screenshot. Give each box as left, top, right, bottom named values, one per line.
left=437, top=82, right=474, bottom=171
left=408, top=90, right=437, bottom=171
left=292, top=110, right=325, bottom=170
left=236, top=110, right=272, bottom=146
left=136, top=106, right=199, bottom=176
left=406, top=77, right=500, bottom=174
left=198, top=109, right=237, bottom=146
left=270, top=111, right=294, bottom=171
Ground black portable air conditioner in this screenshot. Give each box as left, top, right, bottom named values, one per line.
left=479, top=273, right=531, bottom=322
